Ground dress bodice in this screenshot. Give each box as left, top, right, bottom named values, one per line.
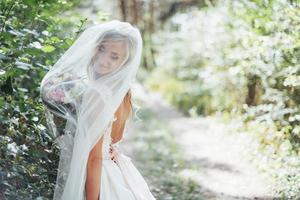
left=102, top=116, right=117, bottom=160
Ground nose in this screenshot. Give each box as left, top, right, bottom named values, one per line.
left=100, top=56, right=110, bottom=69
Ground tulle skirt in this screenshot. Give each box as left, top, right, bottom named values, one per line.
left=100, top=153, right=156, bottom=200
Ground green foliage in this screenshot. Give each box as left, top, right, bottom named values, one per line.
left=229, top=6, right=300, bottom=196
left=146, top=67, right=213, bottom=116
left=147, top=0, right=300, bottom=197
left=0, top=0, right=86, bottom=198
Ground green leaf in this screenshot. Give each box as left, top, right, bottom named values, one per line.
left=41, top=45, right=55, bottom=53
left=50, top=36, right=61, bottom=43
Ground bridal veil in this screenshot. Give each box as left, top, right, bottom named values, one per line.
left=40, top=20, right=143, bottom=200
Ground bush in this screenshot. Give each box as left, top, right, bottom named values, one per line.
left=0, top=0, right=85, bottom=198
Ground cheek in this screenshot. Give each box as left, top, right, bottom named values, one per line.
left=108, top=64, right=118, bottom=71
left=93, top=59, right=102, bottom=72
left=110, top=60, right=122, bottom=70
left=93, top=62, right=105, bottom=75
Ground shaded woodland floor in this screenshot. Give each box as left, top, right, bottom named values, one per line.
left=120, top=83, right=277, bottom=200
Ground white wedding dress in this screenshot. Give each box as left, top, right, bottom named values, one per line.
left=98, top=117, right=156, bottom=200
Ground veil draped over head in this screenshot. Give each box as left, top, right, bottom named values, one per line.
left=40, top=20, right=143, bottom=200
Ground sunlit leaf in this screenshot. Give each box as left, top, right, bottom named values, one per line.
left=41, top=45, right=56, bottom=53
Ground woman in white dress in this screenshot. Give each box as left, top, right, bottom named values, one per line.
left=40, top=20, right=156, bottom=200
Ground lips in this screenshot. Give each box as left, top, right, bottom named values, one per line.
left=101, top=66, right=110, bottom=71
left=97, top=62, right=110, bottom=70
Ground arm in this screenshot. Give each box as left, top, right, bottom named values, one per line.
left=85, top=136, right=103, bottom=200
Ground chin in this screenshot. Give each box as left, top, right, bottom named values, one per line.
left=99, top=71, right=111, bottom=76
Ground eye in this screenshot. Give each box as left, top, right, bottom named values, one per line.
left=98, top=45, right=105, bottom=52
left=111, top=55, right=119, bottom=60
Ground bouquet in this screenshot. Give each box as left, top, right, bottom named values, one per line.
left=41, top=72, right=86, bottom=137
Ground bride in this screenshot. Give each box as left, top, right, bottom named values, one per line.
left=40, top=20, right=156, bottom=200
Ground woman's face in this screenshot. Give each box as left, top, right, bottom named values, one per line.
left=93, top=39, right=128, bottom=76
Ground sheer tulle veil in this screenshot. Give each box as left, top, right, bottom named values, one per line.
left=40, top=20, right=143, bottom=200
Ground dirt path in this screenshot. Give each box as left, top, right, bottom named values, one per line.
left=130, top=83, right=276, bottom=200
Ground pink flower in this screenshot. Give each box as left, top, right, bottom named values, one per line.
left=49, top=87, right=65, bottom=102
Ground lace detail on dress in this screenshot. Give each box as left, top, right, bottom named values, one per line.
left=102, top=117, right=116, bottom=160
